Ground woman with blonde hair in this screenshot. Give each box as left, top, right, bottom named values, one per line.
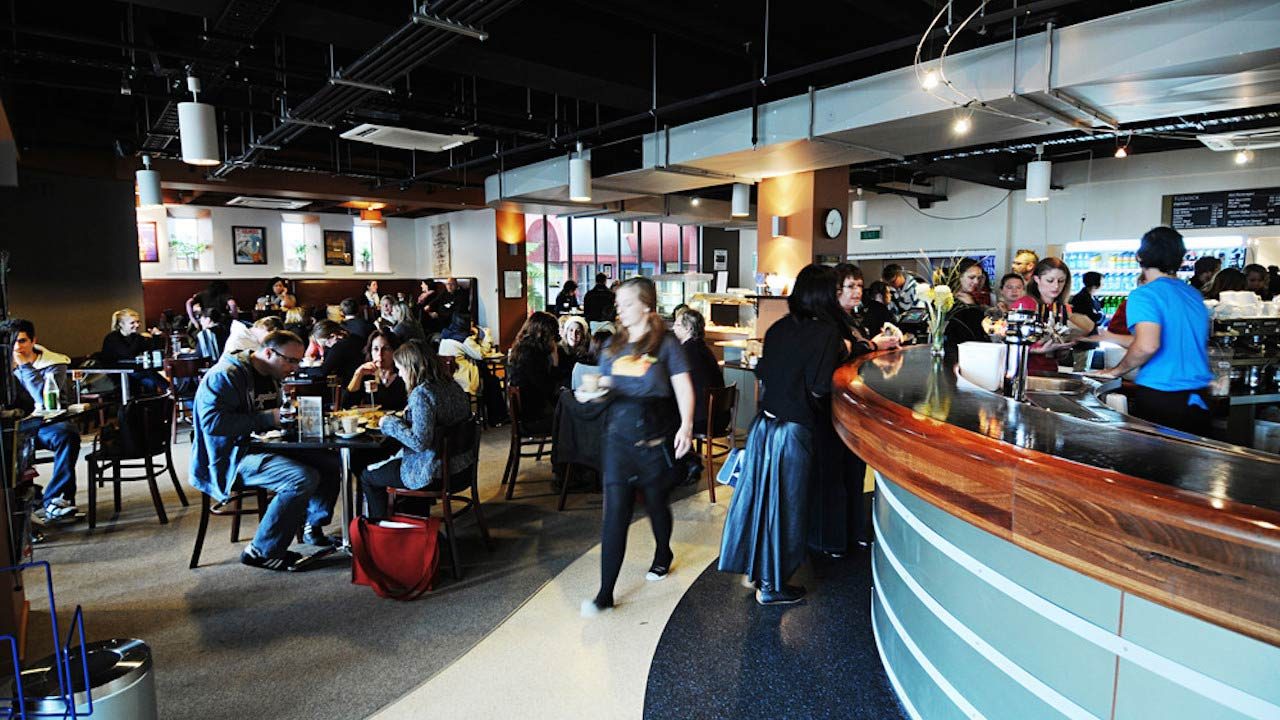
left=580, top=276, right=695, bottom=617
left=359, top=341, right=473, bottom=518
left=101, top=307, right=168, bottom=393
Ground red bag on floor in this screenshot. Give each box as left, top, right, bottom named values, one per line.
left=350, top=514, right=442, bottom=600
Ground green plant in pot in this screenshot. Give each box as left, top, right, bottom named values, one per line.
left=169, top=235, right=209, bottom=271
left=360, top=247, right=373, bottom=271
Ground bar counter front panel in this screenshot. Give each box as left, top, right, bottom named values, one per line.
left=833, top=347, right=1280, bottom=720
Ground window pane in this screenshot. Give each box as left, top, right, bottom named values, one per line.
left=282, top=222, right=306, bottom=272
left=524, top=215, right=548, bottom=312
left=683, top=226, right=699, bottom=272
left=570, top=217, right=598, bottom=289
left=353, top=225, right=373, bottom=270
left=595, top=220, right=619, bottom=281
left=620, top=222, right=639, bottom=279
left=639, top=221, right=659, bottom=276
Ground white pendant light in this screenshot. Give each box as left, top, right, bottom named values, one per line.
left=178, top=76, right=220, bottom=166
left=136, top=154, right=163, bottom=208
left=1025, top=146, right=1051, bottom=203
left=621, top=219, right=635, bottom=234
left=568, top=142, right=591, bottom=202
left=731, top=183, right=750, bottom=217
left=850, top=187, right=868, bottom=228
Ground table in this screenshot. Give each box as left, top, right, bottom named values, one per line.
left=73, top=366, right=136, bottom=404
left=247, top=431, right=387, bottom=556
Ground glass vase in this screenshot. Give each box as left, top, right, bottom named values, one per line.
left=929, top=324, right=946, bottom=356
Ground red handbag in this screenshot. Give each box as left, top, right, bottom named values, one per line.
left=349, top=514, right=442, bottom=601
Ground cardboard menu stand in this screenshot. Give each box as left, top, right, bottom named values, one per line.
left=298, top=396, right=324, bottom=438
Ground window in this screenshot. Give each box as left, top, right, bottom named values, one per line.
left=168, top=217, right=211, bottom=271
left=282, top=222, right=306, bottom=271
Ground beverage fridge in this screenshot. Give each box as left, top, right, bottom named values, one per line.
left=1062, top=236, right=1249, bottom=316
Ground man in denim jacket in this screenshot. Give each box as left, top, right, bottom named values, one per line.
left=190, top=331, right=338, bottom=570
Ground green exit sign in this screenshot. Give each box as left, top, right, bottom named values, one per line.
left=859, top=228, right=882, bottom=240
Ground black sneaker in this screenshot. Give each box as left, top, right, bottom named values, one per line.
left=303, top=524, right=335, bottom=547
left=240, top=548, right=303, bottom=571
left=756, top=583, right=807, bottom=606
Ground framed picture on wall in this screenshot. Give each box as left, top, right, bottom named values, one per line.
left=137, top=222, right=159, bottom=263
left=602, top=263, right=613, bottom=279
left=324, top=229, right=354, bottom=266
left=430, top=222, right=451, bottom=275
left=232, top=225, right=268, bottom=265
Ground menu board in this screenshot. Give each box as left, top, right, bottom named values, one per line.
left=1163, top=187, right=1280, bottom=229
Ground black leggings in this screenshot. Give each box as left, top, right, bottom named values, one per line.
left=595, top=481, right=673, bottom=607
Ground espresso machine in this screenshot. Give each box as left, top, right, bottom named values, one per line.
left=1212, top=318, right=1280, bottom=393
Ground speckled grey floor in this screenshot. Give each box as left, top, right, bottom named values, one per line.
left=643, top=547, right=905, bottom=720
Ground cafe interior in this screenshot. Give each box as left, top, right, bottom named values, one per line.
left=1, top=0, right=1279, bottom=718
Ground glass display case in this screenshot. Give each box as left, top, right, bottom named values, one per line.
left=654, top=272, right=712, bottom=317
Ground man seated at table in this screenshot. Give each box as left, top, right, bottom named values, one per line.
left=339, top=298, right=376, bottom=340
left=311, top=321, right=365, bottom=393
left=191, top=331, right=339, bottom=571
left=9, top=319, right=81, bottom=521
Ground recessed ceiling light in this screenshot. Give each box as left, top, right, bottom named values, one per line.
left=1114, top=146, right=1128, bottom=159
left=1234, top=149, right=1253, bottom=165
left=921, top=70, right=940, bottom=90
left=952, top=116, right=971, bottom=135
left=691, top=197, right=701, bottom=207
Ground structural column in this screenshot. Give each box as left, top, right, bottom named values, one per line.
left=755, top=166, right=849, bottom=284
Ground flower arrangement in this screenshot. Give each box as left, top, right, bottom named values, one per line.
left=919, top=283, right=954, bottom=355
left=169, top=236, right=208, bottom=259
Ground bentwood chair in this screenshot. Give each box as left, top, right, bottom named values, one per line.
left=189, top=487, right=269, bottom=569
left=386, top=415, right=492, bottom=579
left=692, top=384, right=739, bottom=504
left=87, top=394, right=189, bottom=527
left=163, top=356, right=210, bottom=443
left=502, top=387, right=555, bottom=500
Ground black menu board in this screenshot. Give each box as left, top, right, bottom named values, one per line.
left=1163, top=187, right=1280, bottom=229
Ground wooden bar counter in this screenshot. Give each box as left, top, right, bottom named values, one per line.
left=833, top=346, right=1280, bottom=720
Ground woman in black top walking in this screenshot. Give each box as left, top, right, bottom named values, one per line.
left=580, top=277, right=695, bottom=617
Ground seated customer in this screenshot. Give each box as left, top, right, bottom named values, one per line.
left=311, top=321, right=365, bottom=391
left=672, top=309, right=726, bottom=483
left=191, top=331, right=339, bottom=570
left=102, top=308, right=169, bottom=394
left=223, top=316, right=283, bottom=357
left=340, top=298, right=376, bottom=340
left=559, top=316, right=592, bottom=367
left=507, top=312, right=565, bottom=435
left=360, top=342, right=474, bottom=518
left=439, top=312, right=492, bottom=396
left=196, top=308, right=231, bottom=361
left=344, top=330, right=407, bottom=410
left=10, top=319, right=81, bottom=521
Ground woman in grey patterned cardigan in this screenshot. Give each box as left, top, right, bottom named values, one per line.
left=360, top=341, right=474, bottom=518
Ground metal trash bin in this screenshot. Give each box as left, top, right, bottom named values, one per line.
left=16, top=638, right=157, bottom=719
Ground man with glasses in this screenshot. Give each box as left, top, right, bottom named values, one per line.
left=190, top=331, right=339, bottom=571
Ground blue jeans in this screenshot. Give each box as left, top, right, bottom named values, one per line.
left=237, top=452, right=340, bottom=558
left=36, top=422, right=80, bottom=506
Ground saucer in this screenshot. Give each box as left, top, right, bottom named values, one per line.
left=575, top=388, right=607, bottom=401
left=334, top=430, right=365, bottom=439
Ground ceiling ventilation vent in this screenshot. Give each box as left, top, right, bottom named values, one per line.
left=225, top=196, right=313, bottom=210
left=339, top=123, right=477, bottom=152
left=1197, top=127, right=1280, bottom=152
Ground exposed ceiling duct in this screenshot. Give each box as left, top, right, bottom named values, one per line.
left=208, top=0, right=521, bottom=179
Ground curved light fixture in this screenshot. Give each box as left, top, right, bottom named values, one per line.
left=568, top=142, right=591, bottom=202
left=850, top=187, right=868, bottom=229
left=1025, top=160, right=1052, bottom=203
left=731, top=183, right=750, bottom=217
left=136, top=154, right=163, bottom=208
left=178, top=76, right=219, bottom=166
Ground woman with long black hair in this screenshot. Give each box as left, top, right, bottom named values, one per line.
left=719, top=264, right=848, bottom=605
left=580, top=277, right=695, bottom=617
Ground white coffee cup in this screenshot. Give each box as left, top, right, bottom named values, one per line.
left=340, top=416, right=360, bottom=434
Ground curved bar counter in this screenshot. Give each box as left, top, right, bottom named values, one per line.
left=833, top=347, right=1280, bottom=720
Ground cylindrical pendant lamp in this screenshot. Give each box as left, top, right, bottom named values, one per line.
left=568, top=143, right=591, bottom=202
left=136, top=155, right=163, bottom=208
left=731, top=183, right=750, bottom=217
left=1025, top=160, right=1052, bottom=203
left=178, top=101, right=219, bottom=166
left=850, top=187, right=868, bottom=228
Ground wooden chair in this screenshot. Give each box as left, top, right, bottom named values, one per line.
left=189, top=487, right=269, bottom=569
left=502, top=386, right=554, bottom=500
left=163, top=356, right=210, bottom=443
left=87, top=394, right=189, bottom=527
left=386, top=415, right=492, bottom=579
left=692, top=383, right=739, bottom=504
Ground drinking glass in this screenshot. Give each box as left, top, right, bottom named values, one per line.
left=364, top=377, right=379, bottom=406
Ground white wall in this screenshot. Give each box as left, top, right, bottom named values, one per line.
left=416, top=208, right=498, bottom=331
left=738, top=229, right=758, bottom=288
left=137, top=205, right=418, bottom=280
left=846, top=146, right=1280, bottom=268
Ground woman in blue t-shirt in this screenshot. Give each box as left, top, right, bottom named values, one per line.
left=1094, top=226, right=1212, bottom=434
left=579, top=277, right=695, bottom=617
